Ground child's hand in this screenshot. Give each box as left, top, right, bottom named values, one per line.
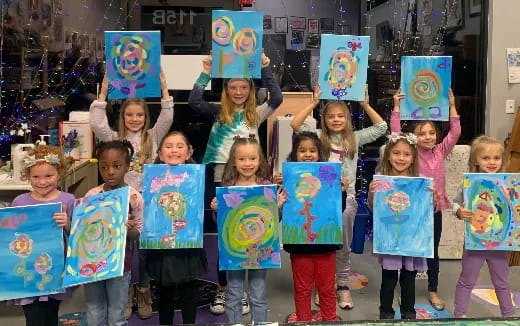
left=312, top=84, right=322, bottom=104
left=99, top=74, right=109, bottom=102
left=202, top=55, right=212, bottom=74
left=261, top=52, right=270, bottom=68
left=359, top=85, right=370, bottom=107
left=277, top=187, right=288, bottom=207
left=393, top=88, right=405, bottom=111
left=341, top=177, right=349, bottom=192
left=160, top=70, right=170, bottom=100
left=210, top=197, right=217, bottom=211
left=368, top=179, right=379, bottom=193
left=273, top=172, right=283, bottom=185
left=126, top=219, right=137, bottom=230
left=456, top=205, right=474, bottom=221
left=448, top=88, right=456, bottom=108
left=53, top=205, right=70, bottom=229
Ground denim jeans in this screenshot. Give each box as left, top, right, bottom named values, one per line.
left=226, top=269, right=267, bottom=323
left=336, top=196, right=357, bottom=287
left=84, top=271, right=131, bottom=326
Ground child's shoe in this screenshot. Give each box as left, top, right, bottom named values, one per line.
left=337, top=287, right=354, bottom=309
left=210, top=289, right=226, bottom=315
left=137, top=286, right=153, bottom=319
left=125, top=285, right=135, bottom=319
left=428, top=291, right=445, bottom=311
left=242, top=292, right=250, bottom=315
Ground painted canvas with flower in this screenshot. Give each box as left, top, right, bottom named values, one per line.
left=372, top=175, right=434, bottom=258
left=0, top=203, right=65, bottom=300
left=140, top=164, right=205, bottom=249
left=59, top=122, right=93, bottom=159
left=211, top=10, right=263, bottom=78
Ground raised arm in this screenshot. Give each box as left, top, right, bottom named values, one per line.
left=149, top=71, right=174, bottom=144
left=438, top=88, right=461, bottom=157
left=187, top=55, right=219, bottom=121
left=261, top=54, right=283, bottom=109
left=390, top=88, right=404, bottom=133
left=356, top=87, right=388, bottom=146
left=290, top=85, right=320, bottom=132
left=360, top=85, right=384, bottom=124
left=89, top=74, right=116, bottom=142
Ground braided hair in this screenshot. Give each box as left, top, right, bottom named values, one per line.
left=94, top=140, right=134, bottom=165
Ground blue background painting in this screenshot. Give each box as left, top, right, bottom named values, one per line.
left=216, top=185, right=281, bottom=270
left=141, top=164, right=205, bottom=249
left=319, top=34, right=370, bottom=101
left=105, top=31, right=161, bottom=99
left=400, top=56, right=452, bottom=121
left=282, top=162, right=343, bottom=244
left=63, top=187, right=129, bottom=287
left=463, top=173, right=520, bottom=251
left=373, top=176, right=434, bottom=258
left=212, top=10, right=263, bottom=78
left=0, top=203, right=64, bottom=300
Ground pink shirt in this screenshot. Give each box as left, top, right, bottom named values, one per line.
left=390, top=112, right=461, bottom=211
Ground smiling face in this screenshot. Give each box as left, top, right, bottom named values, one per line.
left=475, top=144, right=503, bottom=173
left=123, top=104, right=146, bottom=132
left=158, top=134, right=192, bottom=165
left=324, top=105, right=347, bottom=133
left=226, top=79, right=251, bottom=107
left=388, top=141, right=415, bottom=176
left=98, top=148, right=129, bottom=190
left=234, top=144, right=260, bottom=179
left=29, top=163, right=60, bottom=200
left=414, top=122, right=437, bottom=151
left=296, top=139, right=320, bottom=162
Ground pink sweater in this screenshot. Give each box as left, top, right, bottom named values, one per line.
left=390, top=112, right=461, bottom=211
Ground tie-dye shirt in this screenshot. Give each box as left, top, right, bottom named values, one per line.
left=188, top=67, right=283, bottom=164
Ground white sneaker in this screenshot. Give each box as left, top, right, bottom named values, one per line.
left=210, top=289, right=226, bottom=315
left=337, top=289, right=354, bottom=309
left=242, top=292, right=250, bottom=315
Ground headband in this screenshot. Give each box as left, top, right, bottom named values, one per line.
left=387, top=132, right=418, bottom=145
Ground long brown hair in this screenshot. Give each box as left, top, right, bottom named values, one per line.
left=118, top=98, right=153, bottom=164
left=320, top=101, right=356, bottom=160
left=468, top=135, right=508, bottom=173
left=219, top=79, right=258, bottom=127
left=376, top=137, right=419, bottom=177
left=221, top=137, right=269, bottom=186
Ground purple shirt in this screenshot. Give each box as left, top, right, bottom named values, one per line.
left=9, top=191, right=76, bottom=305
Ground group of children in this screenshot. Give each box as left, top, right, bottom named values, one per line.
left=9, top=54, right=516, bottom=325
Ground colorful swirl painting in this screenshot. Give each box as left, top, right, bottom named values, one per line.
left=373, top=176, right=434, bottom=258
left=463, top=173, right=520, bottom=251
left=282, top=162, right=343, bottom=245
left=105, top=31, right=161, bottom=99
left=400, top=56, right=452, bottom=121
left=318, top=34, right=370, bottom=101
left=216, top=185, right=280, bottom=270
left=63, top=187, right=130, bottom=287
left=211, top=10, right=263, bottom=79
left=141, top=164, right=205, bottom=249
left=0, top=203, right=64, bottom=300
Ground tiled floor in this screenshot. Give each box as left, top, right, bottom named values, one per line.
left=1, top=237, right=519, bottom=325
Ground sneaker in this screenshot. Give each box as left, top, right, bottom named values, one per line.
left=210, top=289, right=226, bottom=315
left=242, top=292, right=250, bottom=315
left=337, top=288, right=354, bottom=309
left=314, top=292, right=319, bottom=306
left=125, top=285, right=135, bottom=319
left=137, top=286, right=153, bottom=319
left=416, top=271, right=428, bottom=279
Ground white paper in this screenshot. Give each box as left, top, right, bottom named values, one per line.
left=507, top=48, right=520, bottom=84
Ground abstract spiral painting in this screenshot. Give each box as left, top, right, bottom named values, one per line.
left=63, top=187, right=129, bottom=287
left=216, top=185, right=280, bottom=270
left=105, top=31, right=161, bottom=99
left=282, top=162, right=343, bottom=244
left=0, top=203, right=64, bottom=300
left=373, top=176, right=434, bottom=258
left=400, top=56, right=452, bottom=121
left=463, top=173, right=520, bottom=251
left=318, top=34, right=370, bottom=101
left=141, top=164, right=205, bottom=249
left=211, top=10, right=263, bottom=78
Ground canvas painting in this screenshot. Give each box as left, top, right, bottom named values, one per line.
left=0, top=203, right=64, bottom=300
left=400, top=56, right=452, bottom=121
left=105, top=31, right=161, bottom=99
left=373, top=176, right=434, bottom=258
left=63, top=187, right=130, bottom=287
left=141, top=164, right=205, bottom=249
left=463, top=173, right=520, bottom=251
left=282, top=162, right=343, bottom=244
left=319, top=34, right=370, bottom=101
left=212, top=10, right=263, bottom=79
left=216, top=185, right=281, bottom=270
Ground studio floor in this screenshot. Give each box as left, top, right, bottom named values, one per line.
left=1, top=235, right=520, bottom=325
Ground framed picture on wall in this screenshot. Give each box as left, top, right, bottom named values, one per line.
left=320, top=17, right=334, bottom=33
left=308, top=19, right=319, bottom=34
left=291, top=30, right=304, bottom=49
left=446, top=0, right=464, bottom=30
left=275, top=17, right=288, bottom=33
left=469, top=0, right=481, bottom=16
left=264, top=15, right=272, bottom=30
left=290, top=16, right=306, bottom=30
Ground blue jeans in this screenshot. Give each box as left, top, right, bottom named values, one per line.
left=226, top=269, right=267, bottom=323
left=84, top=271, right=131, bottom=326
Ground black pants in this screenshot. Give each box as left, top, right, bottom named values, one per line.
left=427, top=211, right=443, bottom=292
left=380, top=268, right=417, bottom=319
left=158, top=280, right=198, bottom=325
left=22, top=299, right=60, bottom=326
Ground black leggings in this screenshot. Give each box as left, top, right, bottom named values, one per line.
left=158, top=280, right=198, bottom=325
left=427, top=211, right=443, bottom=292
left=22, top=299, right=60, bottom=326
left=380, top=268, right=417, bottom=318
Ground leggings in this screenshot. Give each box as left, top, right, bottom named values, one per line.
left=22, top=299, right=60, bottom=326
left=158, top=280, right=198, bottom=325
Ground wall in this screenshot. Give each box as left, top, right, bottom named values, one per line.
left=486, top=0, right=520, bottom=141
